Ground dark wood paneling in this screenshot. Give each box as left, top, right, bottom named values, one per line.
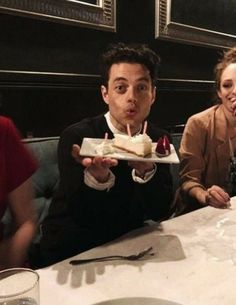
left=0, top=86, right=106, bottom=137
left=0, top=77, right=215, bottom=136
left=0, top=0, right=223, bottom=136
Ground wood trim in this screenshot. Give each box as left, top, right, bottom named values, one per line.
left=0, top=70, right=214, bottom=91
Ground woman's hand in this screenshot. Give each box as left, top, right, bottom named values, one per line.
left=229, top=96, right=236, bottom=116
left=205, top=185, right=231, bottom=208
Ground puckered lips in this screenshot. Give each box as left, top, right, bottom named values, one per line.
left=125, top=106, right=138, bottom=118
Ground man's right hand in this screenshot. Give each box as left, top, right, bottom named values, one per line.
left=71, top=144, right=118, bottom=183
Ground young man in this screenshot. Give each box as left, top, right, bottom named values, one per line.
left=32, top=43, right=173, bottom=267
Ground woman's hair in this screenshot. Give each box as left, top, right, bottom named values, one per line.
left=100, top=42, right=161, bottom=87
left=214, top=47, right=236, bottom=92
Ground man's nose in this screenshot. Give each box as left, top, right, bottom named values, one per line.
left=127, top=87, right=137, bottom=102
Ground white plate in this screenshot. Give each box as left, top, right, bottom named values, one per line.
left=80, top=138, right=179, bottom=164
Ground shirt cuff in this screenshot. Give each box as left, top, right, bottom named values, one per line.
left=84, top=168, right=115, bottom=191
left=132, top=164, right=157, bottom=184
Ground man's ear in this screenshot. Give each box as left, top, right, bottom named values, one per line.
left=101, top=85, right=109, bottom=105
left=151, top=86, right=157, bottom=105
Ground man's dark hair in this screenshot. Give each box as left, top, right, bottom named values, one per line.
left=100, top=42, right=161, bottom=87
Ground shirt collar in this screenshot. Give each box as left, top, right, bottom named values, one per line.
left=104, top=112, right=142, bottom=136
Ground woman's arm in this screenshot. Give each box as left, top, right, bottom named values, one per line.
left=0, top=178, right=36, bottom=269
left=179, top=115, right=230, bottom=207
left=179, top=116, right=208, bottom=204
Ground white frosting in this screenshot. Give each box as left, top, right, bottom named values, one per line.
left=95, top=141, right=114, bottom=155
left=113, top=134, right=152, bottom=157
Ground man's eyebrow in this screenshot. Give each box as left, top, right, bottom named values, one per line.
left=137, top=77, right=150, bottom=82
left=113, top=77, right=150, bottom=82
left=113, top=77, right=127, bottom=82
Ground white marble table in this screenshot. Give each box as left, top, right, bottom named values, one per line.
left=37, top=197, right=236, bottom=305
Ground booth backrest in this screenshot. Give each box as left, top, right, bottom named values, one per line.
left=27, top=137, right=59, bottom=239
left=27, top=137, right=59, bottom=197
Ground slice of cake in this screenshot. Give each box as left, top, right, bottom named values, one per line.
left=155, top=135, right=171, bottom=157
left=113, top=133, right=152, bottom=157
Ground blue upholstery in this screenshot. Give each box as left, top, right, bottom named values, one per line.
left=27, top=137, right=59, bottom=241
left=2, top=137, right=59, bottom=242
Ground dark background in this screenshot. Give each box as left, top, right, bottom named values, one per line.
left=172, top=0, right=236, bottom=35
left=0, top=0, right=223, bottom=137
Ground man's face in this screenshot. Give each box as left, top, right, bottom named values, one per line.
left=101, top=63, right=156, bottom=134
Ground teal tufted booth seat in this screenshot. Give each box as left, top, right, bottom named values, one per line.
left=27, top=137, right=59, bottom=242
left=2, top=137, right=59, bottom=243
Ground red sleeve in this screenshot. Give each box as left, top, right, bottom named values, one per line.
left=4, top=117, right=38, bottom=193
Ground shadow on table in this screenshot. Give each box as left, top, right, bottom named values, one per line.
left=92, top=297, right=182, bottom=305
left=51, top=225, right=185, bottom=288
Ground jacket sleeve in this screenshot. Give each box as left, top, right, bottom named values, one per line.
left=179, top=116, right=208, bottom=194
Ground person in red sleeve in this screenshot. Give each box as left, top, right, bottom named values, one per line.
left=0, top=116, right=38, bottom=270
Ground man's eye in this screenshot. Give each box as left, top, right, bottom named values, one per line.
left=115, top=85, right=126, bottom=92
left=138, top=84, right=148, bottom=91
